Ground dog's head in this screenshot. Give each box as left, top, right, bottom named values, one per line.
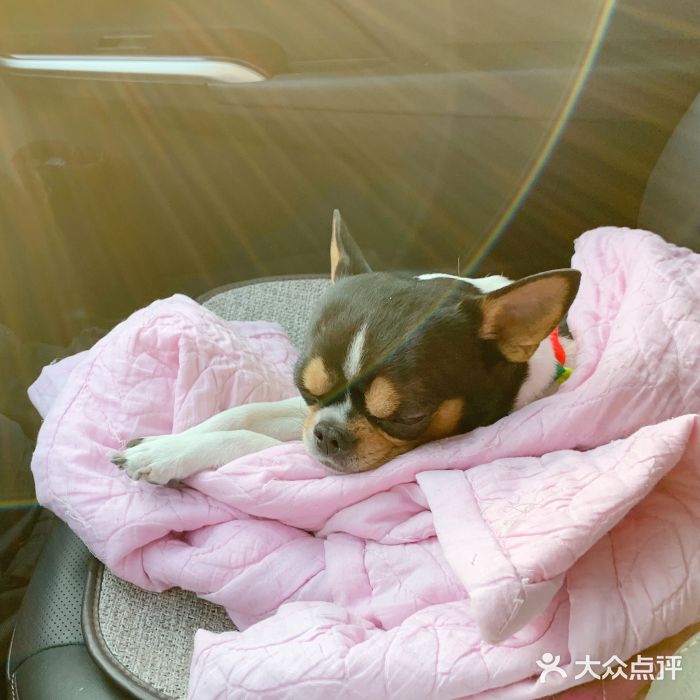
left=294, top=211, right=580, bottom=473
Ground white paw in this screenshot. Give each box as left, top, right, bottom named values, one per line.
left=111, top=434, right=194, bottom=485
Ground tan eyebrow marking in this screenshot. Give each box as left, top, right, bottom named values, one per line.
left=364, top=376, right=400, bottom=419
left=302, top=357, right=333, bottom=396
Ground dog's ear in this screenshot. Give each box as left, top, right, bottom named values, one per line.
left=330, top=209, right=371, bottom=283
left=477, top=269, right=581, bottom=362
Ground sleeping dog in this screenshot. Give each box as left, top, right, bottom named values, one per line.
left=113, top=211, right=579, bottom=482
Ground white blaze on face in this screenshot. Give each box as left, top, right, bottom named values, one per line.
left=313, top=395, right=353, bottom=425
left=343, top=323, right=367, bottom=382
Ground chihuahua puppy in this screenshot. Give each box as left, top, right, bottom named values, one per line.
left=113, top=211, right=579, bottom=482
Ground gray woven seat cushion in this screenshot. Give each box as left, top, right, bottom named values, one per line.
left=92, top=276, right=330, bottom=699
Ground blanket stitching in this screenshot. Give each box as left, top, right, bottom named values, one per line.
left=464, top=470, right=529, bottom=639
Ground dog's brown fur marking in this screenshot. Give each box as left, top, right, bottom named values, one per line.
left=364, top=376, right=400, bottom=419
left=302, top=357, right=332, bottom=396
left=422, top=398, right=464, bottom=442
left=303, top=399, right=464, bottom=472
left=346, top=416, right=413, bottom=472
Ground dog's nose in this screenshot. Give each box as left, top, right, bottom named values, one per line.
left=313, top=421, right=353, bottom=456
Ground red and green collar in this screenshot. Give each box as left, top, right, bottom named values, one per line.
left=549, top=327, right=572, bottom=384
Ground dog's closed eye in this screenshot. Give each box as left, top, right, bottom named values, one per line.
left=387, top=412, right=430, bottom=426
left=373, top=411, right=432, bottom=441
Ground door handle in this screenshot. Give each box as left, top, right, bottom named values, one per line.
left=0, top=54, right=266, bottom=85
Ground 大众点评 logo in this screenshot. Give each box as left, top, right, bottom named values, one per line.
left=536, top=652, right=682, bottom=683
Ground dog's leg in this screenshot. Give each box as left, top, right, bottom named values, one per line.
left=113, top=430, right=284, bottom=484
left=112, top=396, right=307, bottom=485
left=184, top=396, right=306, bottom=440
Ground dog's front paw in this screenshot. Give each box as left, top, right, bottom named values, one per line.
left=111, top=435, right=188, bottom=485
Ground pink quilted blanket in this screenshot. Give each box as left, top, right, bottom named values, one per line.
left=30, top=228, right=700, bottom=699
